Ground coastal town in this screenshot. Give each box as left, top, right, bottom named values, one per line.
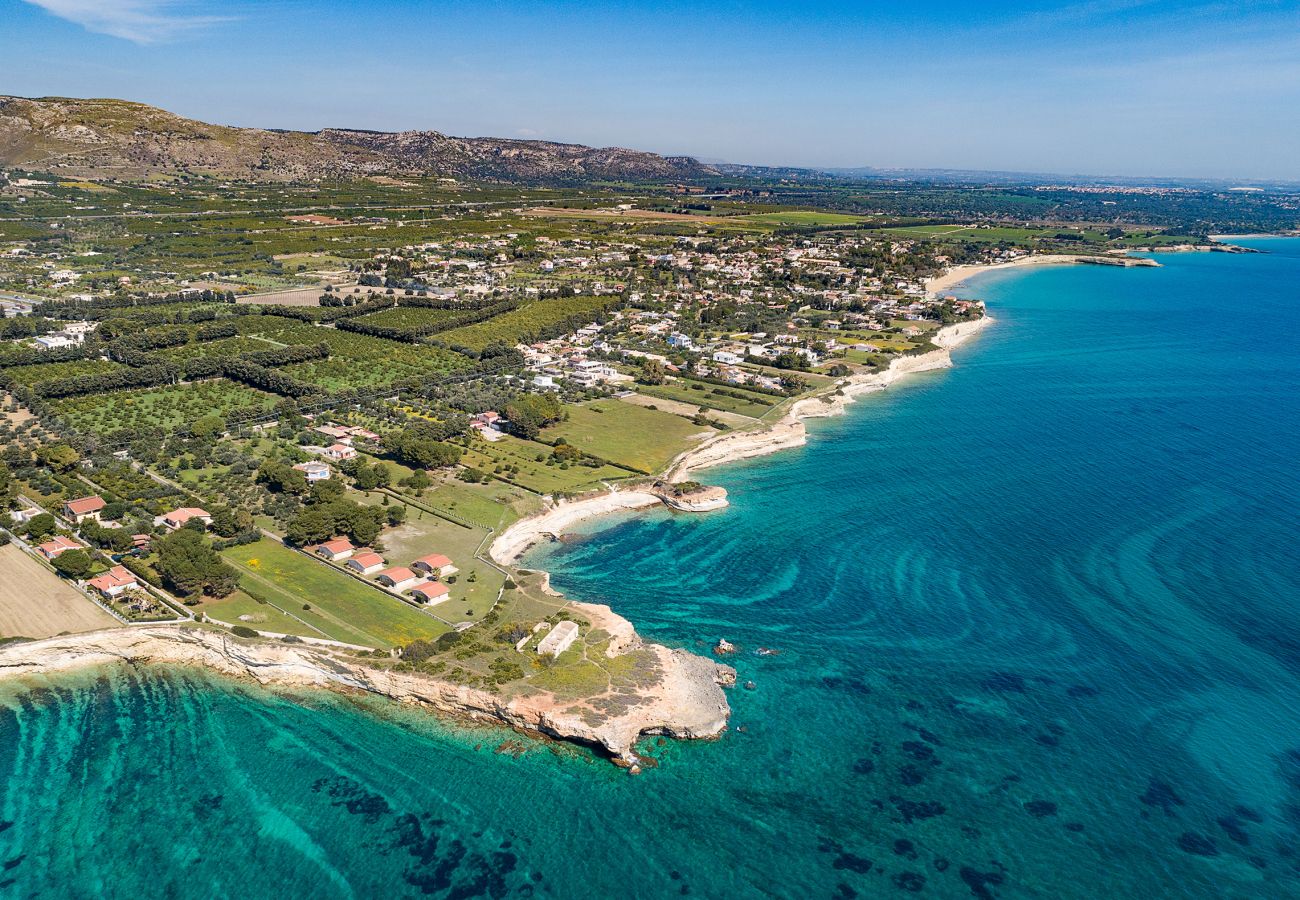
left=0, top=146, right=1276, bottom=763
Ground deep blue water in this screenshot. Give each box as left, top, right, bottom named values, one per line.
left=2, top=240, right=1299, bottom=898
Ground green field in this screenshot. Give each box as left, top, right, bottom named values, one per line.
left=354, top=493, right=505, bottom=621
left=459, top=432, right=633, bottom=493
left=195, top=589, right=319, bottom=636
left=48, top=380, right=277, bottom=434
left=736, top=211, right=867, bottom=227
left=221, top=538, right=448, bottom=647
left=436, top=296, right=613, bottom=351
left=542, top=399, right=716, bottom=474
left=635, top=378, right=779, bottom=417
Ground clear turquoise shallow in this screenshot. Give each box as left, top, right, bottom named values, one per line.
left=2, top=240, right=1299, bottom=898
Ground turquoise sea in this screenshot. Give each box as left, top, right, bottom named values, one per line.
left=3, top=239, right=1299, bottom=898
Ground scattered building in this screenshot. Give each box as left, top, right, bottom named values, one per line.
left=410, top=581, right=450, bottom=605
left=345, top=550, right=385, bottom=575
left=62, top=495, right=106, bottom=523
left=87, top=565, right=139, bottom=598
left=156, top=507, right=212, bottom=531
left=411, top=553, right=458, bottom=578
left=315, top=537, right=356, bottom=561
left=375, top=566, right=421, bottom=591
left=293, top=461, right=333, bottom=482
left=537, top=620, right=580, bottom=657
left=37, top=536, right=81, bottom=560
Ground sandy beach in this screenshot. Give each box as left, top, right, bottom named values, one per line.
left=925, top=253, right=1157, bottom=297
left=490, top=317, right=994, bottom=564
left=490, top=489, right=664, bottom=564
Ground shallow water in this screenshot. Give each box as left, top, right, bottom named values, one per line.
left=2, top=240, right=1298, bottom=898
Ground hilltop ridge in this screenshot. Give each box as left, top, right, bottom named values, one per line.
left=0, top=95, right=717, bottom=184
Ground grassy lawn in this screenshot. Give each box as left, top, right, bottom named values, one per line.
left=635, top=378, right=778, bottom=417
left=420, top=478, right=541, bottom=530
left=194, top=589, right=318, bottom=636
left=221, top=538, right=448, bottom=647
left=543, top=399, right=717, bottom=474
left=355, top=495, right=504, bottom=623
left=459, top=433, right=633, bottom=493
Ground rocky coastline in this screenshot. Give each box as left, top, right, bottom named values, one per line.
left=0, top=621, right=735, bottom=767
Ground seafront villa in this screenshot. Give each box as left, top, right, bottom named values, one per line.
left=87, top=565, right=139, bottom=598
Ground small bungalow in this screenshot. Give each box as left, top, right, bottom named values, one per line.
left=293, top=461, right=332, bottom=483
left=315, top=537, right=356, bottom=561
left=411, top=553, right=458, bottom=578
left=37, top=536, right=81, bottom=560
left=63, top=495, right=105, bottom=523
left=375, top=567, right=421, bottom=591
left=410, top=580, right=450, bottom=605
left=87, top=565, right=139, bottom=598
left=323, top=443, right=358, bottom=462
left=345, top=550, right=385, bottom=575
left=156, top=507, right=212, bottom=531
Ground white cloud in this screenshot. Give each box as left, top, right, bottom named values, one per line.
left=21, top=0, right=229, bottom=44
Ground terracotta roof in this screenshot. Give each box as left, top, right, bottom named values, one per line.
left=318, top=537, right=355, bottom=554
left=412, top=580, right=449, bottom=599
left=165, top=507, right=210, bottom=524
left=376, top=566, right=417, bottom=584
left=39, top=536, right=81, bottom=555
left=348, top=551, right=384, bottom=568
left=65, top=496, right=105, bottom=515
left=89, top=565, right=137, bottom=593
left=414, top=553, right=453, bottom=570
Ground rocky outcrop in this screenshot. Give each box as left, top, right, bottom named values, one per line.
left=0, top=624, right=734, bottom=765
left=652, top=483, right=730, bottom=512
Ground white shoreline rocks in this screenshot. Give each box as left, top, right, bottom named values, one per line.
left=0, top=622, right=735, bottom=766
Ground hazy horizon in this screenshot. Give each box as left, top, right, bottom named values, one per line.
left=2, top=0, right=1298, bottom=182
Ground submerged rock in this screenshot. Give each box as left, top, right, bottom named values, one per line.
left=1177, top=832, right=1219, bottom=857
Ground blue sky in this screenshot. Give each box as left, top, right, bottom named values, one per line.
left=2, top=0, right=1298, bottom=180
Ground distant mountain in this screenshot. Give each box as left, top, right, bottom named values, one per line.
left=0, top=96, right=718, bottom=184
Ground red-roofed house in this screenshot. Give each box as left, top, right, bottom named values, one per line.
left=323, top=443, right=358, bottom=462
left=62, top=495, right=105, bottom=523
left=156, top=507, right=212, bottom=531
left=315, top=537, right=356, bottom=561
left=375, top=567, right=421, bottom=591
left=410, top=580, right=450, bottom=605
left=88, top=565, right=139, bottom=598
left=345, top=550, right=385, bottom=575
left=37, top=536, right=81, bottom=560
left=411, top=553, right=458, bottom=578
